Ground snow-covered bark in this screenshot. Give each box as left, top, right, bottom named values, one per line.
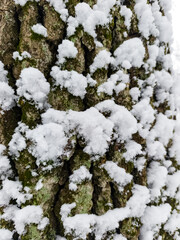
left=0, top=0, right=179, bottom=239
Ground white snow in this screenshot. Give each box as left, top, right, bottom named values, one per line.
left=35, top=179, right=43, bottom=191
left=0, top=179, right=32, bottom=206
left=147, top=162, right=167, bottom=200
left=96, top=100, right=138, bottom=142
left=102, top=161, right=132, bottom=191
left=56, top=40, right=78, bottom=65
left=61, top=184, right=149, bottom=239
left=164, top=210, right=180, bottom=234
left=90, top=50, right=112, bottom=74
left=123, top=140, right=142, bottom=162
left=50, top=67, right=87, bottom=99
left=67, top=1, right=116, bottom=38
left=0, top=145, right=12, bottom=180
left=13, top=51, right=31, bottom=61
left=69, top=166, right=92, bottom=191
left=0, top=82, right=15, bottom=111
left=0, top=61, right=15, bottom=111
left=9, top=123, right=27, bottom=157
left=0, top=229, right=13, bottom=240
left=120, top=6, right=132, bottom=30
left=97, top=70, right=129, bottom=96
left=31, top=23, right=48, bottom=37
left=16, top=67, right=50, bottom=109
left=113, top=38, right=145, bottom=69
left=140, top=204, right=171, bottom=239
left=13, top=0, right=39, bottom=6
left=26, top=122, right=68, bottom=167
left=1, top=205, right=49, bottom=235
left=134, top=0, right=159, bottom=39
left=46, top=0, right=68, bottom=22
left=152, top=1, right=172, bottom=43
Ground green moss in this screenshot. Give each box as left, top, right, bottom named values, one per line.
left=31, top=31, right=44, bottom=41
left=16, top=150, right=37, bottom=186
left=112, top=150, right=134, bottom=174
left=82, top=32, right=95, bottom=51
left=71, top=183, right=93, bottom=214
left=42, top=3, right=65, bottom=42
left=96, top=25, right=112, bottom=49
left=92, top=160, right=113, bottom=215
left=120, top=218, right=140, bottom=240
left=92, top=68, right=108, bottom=86
left=21, top=224, right=56, bottom=240
left=70, top=150, right=91, bottom=172
left=66, top=0, right=81, bottom=16
left=48, top=88, right=84, bottom=111
left=115, top=86, right=132, bottom=110
left=0, top=206, right=14, bottom=230
left=0, top=107, right=20, bottom=145
left=19, top=99, right=40, bottom=127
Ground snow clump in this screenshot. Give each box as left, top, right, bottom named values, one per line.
left=31, top=23, right=48, bottom=37
left=16, top=67, right=50, bottom=109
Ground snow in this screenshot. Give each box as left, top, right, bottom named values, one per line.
left=0, top=61, right=15, bottom=111
left=123, top=140, right=142, bottom=162
left=9, top=123, right=27, bottom=157
left=113, top=38, right=145, bottom=69
left=13, top=51, right=31, bottom=61
left=132, top=99, right=155, bottom=126
left=67, top=107, right=113, bottom=156
left=164, top=210, right=180, bottom=234
left=0, top=145, right=12, bottom=180
left=90, top=50, right=112, bottom=74
left=147, top=162, right=167, bottom=200
left=152, top=1, right=172, bottom=43
left=130, top=87, right=141, bottom=102
left=0, top=61, right=8, bottom=82
left=0, top=179, right=31, bottom=206
left=56, top=40, right=78, bottom=65
left=147, top=44, right=159, bottom=69
left=13, top=0, right=39, bottom=6
left=96, top=100, right=138, bottom=142
left=46, top=0, right=68, bottom=22
left=140, top=204, right=171, bottom=239
left=165, top=171, right=180, bottom=198
left=31, top=23, right=48, bottom=37
left=16, top=67, right=50, bottom=109
left=1, top=205, right=49, bottom=235
left=35, top=179, right=43, bottom=191
left=147, top=113, right=174, bottom=146
left=120, top=6, right=132, bottom=30
left=69, top=166, right=92, bottom=191
left=50, top=67, right=88, bottom=99
left=60, top=203, right=76, bottom=221
left=170, top=113, right=180, bottom=163
left=134, top=0, right=159, bottom=39
left=0, top=82, right=15, bottom=111
left=42, top=106, right=114, bottom=157
left=60, top=184, right=149, bottom=239
left=67, top=1, right=116, bottom=38
left=26, top=122, right=68, bottom=167
left=97, top=70, right=129, bottom=96
left=126, top=185, right=150, bottom=218
left=0, top=229, right=13, bottom=240
left=102, top=161, right=132, bottom=191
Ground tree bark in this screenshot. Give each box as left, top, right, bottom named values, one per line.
left=0, top=0, right=176, bottom=239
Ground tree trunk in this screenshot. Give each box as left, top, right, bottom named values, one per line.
left=0, top=0, right=177, bottom=239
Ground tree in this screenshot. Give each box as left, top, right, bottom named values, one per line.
left=0, top=0, right=178, bottom=239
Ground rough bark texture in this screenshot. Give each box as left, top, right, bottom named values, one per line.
left=0, top=0, right=175, bottom=240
